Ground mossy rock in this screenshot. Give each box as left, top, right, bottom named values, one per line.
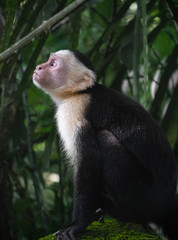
left=39, top=219, right=161, bottom=240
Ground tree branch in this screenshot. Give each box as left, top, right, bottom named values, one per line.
left=0, top=0, right=89, bottom=63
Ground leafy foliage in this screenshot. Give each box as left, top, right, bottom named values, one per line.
left=0, top=0, right=177, bottom=240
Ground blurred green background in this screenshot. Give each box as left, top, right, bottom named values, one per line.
left=0, top=0, right=177, bottom=239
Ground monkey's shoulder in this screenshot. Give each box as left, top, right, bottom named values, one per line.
left=86, top=84, right=149, bottom=123
left=87, top=84, right=142, bottom=109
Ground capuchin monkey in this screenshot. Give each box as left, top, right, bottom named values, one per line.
left=33, top=50, right=178, bottom=240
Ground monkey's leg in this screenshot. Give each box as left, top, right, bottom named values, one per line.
left=97, top=130, right=155, bottom=222
left=54, top=125, right=102, bottom=240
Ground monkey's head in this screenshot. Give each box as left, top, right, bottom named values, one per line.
left=33, top=50, right=96, bottom=98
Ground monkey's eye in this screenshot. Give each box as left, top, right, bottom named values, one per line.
left=50, top=61, right=57, bottom=67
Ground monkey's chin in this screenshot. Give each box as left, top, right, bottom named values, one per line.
left=33, top=78, right=42, bottom=89
left=33, top=78, right=51, bottom=96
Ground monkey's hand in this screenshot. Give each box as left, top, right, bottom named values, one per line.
left=53, top=222, right=85, bottom=240
left=94, top=208, right=104, bottom=223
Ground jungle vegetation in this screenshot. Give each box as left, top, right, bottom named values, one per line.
left=0, top=0, right=177, bottom=239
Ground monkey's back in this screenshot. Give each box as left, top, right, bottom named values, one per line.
left=85, top=83, right=176, bottom=190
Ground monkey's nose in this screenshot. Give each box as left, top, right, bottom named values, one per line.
left=36, top=65, right=43, bottom=70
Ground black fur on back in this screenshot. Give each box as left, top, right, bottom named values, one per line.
left=71, top=50, right=95, bottom=72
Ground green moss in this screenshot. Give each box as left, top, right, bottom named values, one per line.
left=38, top=233, right=56, bottom=240
left=39, top=219, right=161, bottom=240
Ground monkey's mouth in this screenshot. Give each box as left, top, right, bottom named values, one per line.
left=33, top=71, right=39, bottom=77
left=33, top=71, right=41, bottom=81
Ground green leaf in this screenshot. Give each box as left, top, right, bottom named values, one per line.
left=154, top=31, right=175, bottom=58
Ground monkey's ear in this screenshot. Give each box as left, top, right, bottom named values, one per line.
left=79, top=71, right=95, bottom=90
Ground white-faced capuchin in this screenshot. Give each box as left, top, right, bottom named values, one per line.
left=33, top=49, right=178, bottom=240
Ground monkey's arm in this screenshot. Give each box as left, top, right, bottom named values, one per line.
left=54, top=122, right=102, bottom=240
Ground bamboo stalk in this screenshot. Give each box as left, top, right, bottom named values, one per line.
left=0, top=0, right=88, bottom=63
left=141, top=0, right=149, bottom=108
left=133, top=0, right=141, bottom=101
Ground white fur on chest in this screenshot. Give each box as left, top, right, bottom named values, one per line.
left=55, top=104, right=80, bottom=162
left=55, top=95, right=89, bottom=164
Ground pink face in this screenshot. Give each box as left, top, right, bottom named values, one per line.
left=33, top=53, right=67, bottom=90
